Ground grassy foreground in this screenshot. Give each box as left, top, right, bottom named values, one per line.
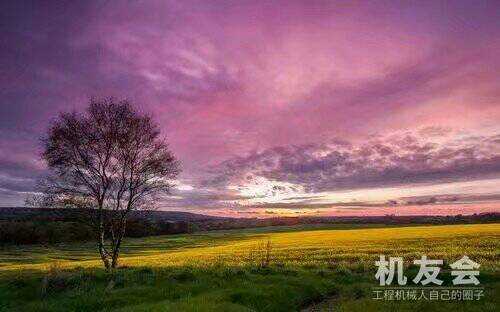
left=0, top=223, right=499, bottom=311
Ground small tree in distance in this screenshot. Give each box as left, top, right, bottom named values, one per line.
left=33, top=98, right=180, bottom=269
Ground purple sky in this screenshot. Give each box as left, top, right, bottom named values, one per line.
left=1, top=0, right=500, bottom=216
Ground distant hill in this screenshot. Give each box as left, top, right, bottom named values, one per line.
left=0, top=207, right=228, bottom=222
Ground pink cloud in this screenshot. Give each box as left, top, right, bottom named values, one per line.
left=0, top=0, right=499, bottom=214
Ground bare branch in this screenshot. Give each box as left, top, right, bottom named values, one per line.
left=37, top=98, right=181, bottom=269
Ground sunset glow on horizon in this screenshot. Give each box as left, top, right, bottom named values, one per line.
left=1, top=0, right=500, bottom=217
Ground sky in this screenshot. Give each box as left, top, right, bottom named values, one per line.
left=1, top=0, right=500, bottom=217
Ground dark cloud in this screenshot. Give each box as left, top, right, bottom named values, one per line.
left=0, top=143, right=46, bottom=197
left=210, top=192, right=500, bottom=210
left=208, top=132, right=500, bottom=193
left=0, top=153, right=45, bottom=180
left=159, top=188, right=250, bottom=208
left=401, top=193, right=500, bottom=206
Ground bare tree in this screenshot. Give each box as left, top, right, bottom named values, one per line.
left=34, top=98, right=180, bottom=269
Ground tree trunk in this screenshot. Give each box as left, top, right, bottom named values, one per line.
left=97, top=201, right=112, bottom=269
left=111, top=250, right=119, bottom=269
left=98, top=229, right=111, bottom=269
left=110, top=221, right=127, bottom=268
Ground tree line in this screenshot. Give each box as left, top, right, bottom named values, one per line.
left=0, top=218, right=197, bottom=245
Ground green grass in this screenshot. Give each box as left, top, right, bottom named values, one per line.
left=0, top=224, right=406, bottom=267
left=0, top=223, right=498, bottom=311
